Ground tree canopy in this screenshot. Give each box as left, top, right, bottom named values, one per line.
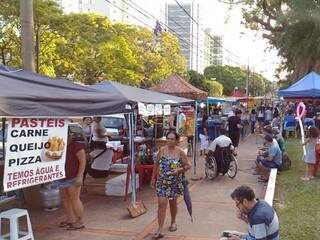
left=0, top=0, right=186, bottom=86
left=187, top=70, right=224, bottom=97
left=222, top=0, right=320, bottom=84
left=204, top=64, right=272, bottom=96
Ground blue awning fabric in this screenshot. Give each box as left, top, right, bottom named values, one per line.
left=278, top=71, right=320, bottom=98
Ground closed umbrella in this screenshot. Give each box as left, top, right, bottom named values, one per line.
left=183, top=179, right=193, bottom=222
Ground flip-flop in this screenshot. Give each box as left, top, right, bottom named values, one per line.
left=67, top=223, right=85, bottom=231
left=152, top=232, right=164, bottom=239
left=300, top=176, right=311, bottom=181
left=59, top=221, right=71, bottom=228
left=169, top=224, right=177, bottom=232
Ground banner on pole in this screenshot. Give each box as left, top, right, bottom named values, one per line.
left=146, top=104, right=155, bottom=116
left=138, top=102, right=147, bottom=116
left=155, top=104, right=163, bottom=115
left=3, top=118, right=69, bottom=192
left=163, top=105, right=171, bottom=115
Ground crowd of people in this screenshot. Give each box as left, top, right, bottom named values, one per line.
left=55, top=100, right=320, bottom=238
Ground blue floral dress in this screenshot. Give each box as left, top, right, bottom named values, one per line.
left=156, top=156, right=184, bottom=199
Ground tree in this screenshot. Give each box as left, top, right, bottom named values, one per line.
left=186, top=70, right=224, bottom=96
left=0, top=0, right=187, bottom=86
left=204, top=64, right=271, bottom=96
left=206, top=80, right=224, bottom=97
left=204, top=65, right=246, bottom=95
left=187, top=70, right=207, bottom=91
left=223, top=0, right=320, bottom=83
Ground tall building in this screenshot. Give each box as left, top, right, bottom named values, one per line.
left=204, top=28, right=223, bottom=68
left=165, top=1, right=204, bottom=73
left=56, top=0, right=130, bottom=23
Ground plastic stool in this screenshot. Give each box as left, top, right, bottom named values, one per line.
left=0, top=208, right=34, bottom=240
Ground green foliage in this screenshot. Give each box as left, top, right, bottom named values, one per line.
left=276, top=139, right=320, bottom=239
left=204, top=64, right=271, bottom=96
left=206, top=80, right=224, bottom=97
left=0, top=0, right=186, bottom=86
left=226, top=0, right=320, bottom=82
left=187, top=70, right=224, bottom=97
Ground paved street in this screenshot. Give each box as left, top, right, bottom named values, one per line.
left=26, top=134, right=266, bottom=240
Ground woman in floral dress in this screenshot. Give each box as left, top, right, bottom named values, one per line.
left=151, top=130, right=191, bottom=239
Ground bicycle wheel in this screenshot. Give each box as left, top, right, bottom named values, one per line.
left=227, top=155, right=238, bottom=179
left=205, top=155, right=218, bottom=180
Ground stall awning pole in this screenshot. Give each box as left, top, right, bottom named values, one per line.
left=192, top=103, right=198, bottom=177
left=128, top=112, right=137, bottom=204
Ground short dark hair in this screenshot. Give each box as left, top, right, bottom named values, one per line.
left=264, top=134, right=273, bottom=142
left=231, top=185, right=255, bottom=202
left=83, top=117, right=92, bottom=121
left=308, top=126, right=319, bottom=138
left=219, top=128, right=227, bottom=135
left=263, top=125, right=273, bottom=135
left=235, top=109, right=242, bottom=115
left=166, top=130, right=180, bottom=142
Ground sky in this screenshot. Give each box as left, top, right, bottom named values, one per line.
left=133, top=0, right=281, bottom=82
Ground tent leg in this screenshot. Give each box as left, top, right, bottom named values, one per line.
left=191, top=103, right=201, bottom=181
left=128, top=112, right=136, bottom=204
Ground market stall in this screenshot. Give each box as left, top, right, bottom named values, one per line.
left=0, top=65, right=131, bottom=208
left=278, top=71, right=320, bottom=99
left=150, top=74, right=208, bottom=100
left=87, top=82, right=195, bottom=189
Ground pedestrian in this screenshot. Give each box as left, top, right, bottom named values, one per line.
left=81, top=117, right=92, bottom=142
left=199, top=114, right=209, bottom=156
left=151, top=130, right=191, bottom=239
left=58, top=129, right=86, bottom=230
left=301, top=126, right=319, bottom=181
left=264, top=106, right=273, bottom=125
left=91, top=116, right=109, bottom=149
left=250, top=108, right=257, bottom=134
left=273, top=104, right=280, bottom=118
left=228, top=109, right=243, bottom=147
left=257, top=106, right=265, bottom=133
left=241, top=110, right=250, bottom=139
left=225, top=185, right=279, bottom=240
left=256, top=134, right=282, bottom=182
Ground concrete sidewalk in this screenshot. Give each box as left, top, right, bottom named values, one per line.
left=29, top=134, right=265, bottom=240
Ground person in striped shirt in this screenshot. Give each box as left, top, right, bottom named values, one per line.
left=228, top=185, right=280, bottom=240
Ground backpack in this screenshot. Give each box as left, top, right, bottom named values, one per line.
left=279, top=152, right=291, bottom=171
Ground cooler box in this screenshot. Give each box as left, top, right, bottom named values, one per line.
left=109, top=163, right=128, bottom=173
left=105, top=173, right=139, bottom=197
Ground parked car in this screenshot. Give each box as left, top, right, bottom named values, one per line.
left=101, top=114, right=126, bottom=139
left=68, top=122, right=89, bottom=148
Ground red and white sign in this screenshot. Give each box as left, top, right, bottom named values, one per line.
left=3, top=118, right=69, bottom=192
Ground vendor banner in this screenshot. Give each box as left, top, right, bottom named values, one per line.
left=155, top=104, right=163, bottom=115
left=138, top=102, right=147, bottom=116
left=3, top=118, right=69, bottom=192
left=146, top=104, right=155, bottom=116
left=163, top=105, right=171, bottom=115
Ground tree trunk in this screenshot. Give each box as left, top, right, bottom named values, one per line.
left=292, top=58, right=320, bottom=81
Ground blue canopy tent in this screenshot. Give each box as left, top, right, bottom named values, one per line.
left=278, top=71, right=320, bottom=98
left=207, top=97, right=226, bottom=104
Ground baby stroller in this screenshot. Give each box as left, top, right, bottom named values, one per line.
left=205, top=144, right=238, bottom=180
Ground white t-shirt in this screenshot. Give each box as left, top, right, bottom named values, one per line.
left=208, top=135, right=234, bottom=152
left=92, top=122, right=108, bottom=142
left=265, top=110, right=272, bottom=121
left=228, top=111, right=235, bottom=118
